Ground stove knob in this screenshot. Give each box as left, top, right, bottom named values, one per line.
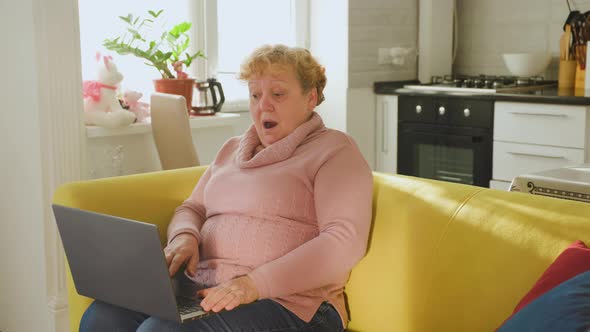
left=415, top=105, right=422, bottom=114
left=439, top=106, right=446, bottom=115
left=464, top=108, right=471, bottom=117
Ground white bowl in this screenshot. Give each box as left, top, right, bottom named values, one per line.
left=502, top=53, right=552, bottom=77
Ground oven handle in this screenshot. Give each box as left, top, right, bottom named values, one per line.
left=508, top=151, right=566, bottom=159
left=382, top=101, right=389, bottom=153
left=509, top=111, right=568, bottom=118
left=399, top=129, right=490, bottom=140
left=438, top=175, right=463, bottom=182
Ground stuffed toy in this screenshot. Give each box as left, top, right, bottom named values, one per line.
left=173, top=60, right=189, bottom=79
left=83, top=53, right=136, bottom=128
left=123, top=90, right=150, bottom=123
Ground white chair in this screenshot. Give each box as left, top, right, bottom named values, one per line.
left=150, top=93, right=200, bottom=170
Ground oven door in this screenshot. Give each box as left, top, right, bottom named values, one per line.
left=397, top=123, right=492, bottom=187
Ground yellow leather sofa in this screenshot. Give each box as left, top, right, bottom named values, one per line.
left=53, top=166, right=590, bottom=331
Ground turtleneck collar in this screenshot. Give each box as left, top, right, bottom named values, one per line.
left=235, top=112, right=325, bottom=168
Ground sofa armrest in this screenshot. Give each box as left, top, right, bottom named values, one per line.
left=53, top=166, right=207, bottom=244
left=52, top=166, right=207, bottom=331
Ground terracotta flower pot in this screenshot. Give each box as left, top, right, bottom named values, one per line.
left=153, top=78, right=195, bottom=111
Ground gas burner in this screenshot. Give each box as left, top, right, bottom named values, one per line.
left=404, top=74, right=556, bottom=94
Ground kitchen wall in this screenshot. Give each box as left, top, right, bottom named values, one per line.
left=348, top=0, right=418, bottom=88
left=346, top=0, right=419, bottom=168
left=454, top=0, right=590, bottom=78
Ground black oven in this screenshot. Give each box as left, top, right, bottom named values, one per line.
left=397, top=95, right=493, bottom=187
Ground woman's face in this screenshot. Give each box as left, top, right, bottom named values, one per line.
left=248, top=67, right=317, bottom=147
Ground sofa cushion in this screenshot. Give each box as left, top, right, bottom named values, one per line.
left=497, top=240, right=590, bottom=329
left=497, top=269, right=590, bottom=331
left=513, top=240, right=590, bottom=313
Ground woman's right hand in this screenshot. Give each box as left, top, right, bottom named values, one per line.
left=164, top=233, right=199, bottom=277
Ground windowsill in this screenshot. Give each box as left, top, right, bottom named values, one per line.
left=86, top=112, right=241, bottom=138
left=219, top=99, right=249, bottom=113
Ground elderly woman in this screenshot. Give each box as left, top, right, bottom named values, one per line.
left=80, top=44, right=373, bottom=332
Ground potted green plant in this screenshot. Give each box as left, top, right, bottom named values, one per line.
left=103, top=9, right=205, bottom=109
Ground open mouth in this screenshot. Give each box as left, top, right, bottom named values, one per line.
left=263, top=121, right=278, bottom=129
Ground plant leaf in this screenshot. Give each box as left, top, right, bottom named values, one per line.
left=184, top=52, right=193, bottom=67
left=127, top=28, right=145, bottom=41
left=161, top=52, right=173, bottom=61
left=193, top=50, right=206, bottom=59
left=182, top=37, right=189, bottom=52
left=169, top=22, right=191, bottom=38
left=119, top=14, right=132, bottom=24
left=148, top=9, right=164, bottom=18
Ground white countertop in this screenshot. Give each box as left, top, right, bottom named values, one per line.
left=86, top=112, right=241, bottom=138
left=509, top=164, right=590, bottom=203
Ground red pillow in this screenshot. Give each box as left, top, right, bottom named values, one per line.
left=499, top=240, right=590, bottom=328
left=513, top=240, right=590, bottom=312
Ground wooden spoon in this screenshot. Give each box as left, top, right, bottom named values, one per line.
left=565, top=24, right=572, bottom=60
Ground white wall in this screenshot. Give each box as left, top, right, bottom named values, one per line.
left=348, top=0, right=418, bottom=88
left=310, top=0, right=349, bottom=132
left=0, top=0, right=50, bottom=331
left=454, top=0, right=590, bottom=78
left=345, top=0, right=419, bottom=168
left=0, top=0, right=84, bottom=331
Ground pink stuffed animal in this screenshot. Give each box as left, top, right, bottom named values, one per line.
left=83, top=53, right=136, bottom=128
left=123, top=90, right=150, bottom=123
left=173, top=61, right=189, bottom=79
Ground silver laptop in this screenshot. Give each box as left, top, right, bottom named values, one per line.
left=52, top=204, right=209, bottom=323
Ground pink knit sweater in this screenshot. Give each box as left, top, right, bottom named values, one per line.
left=167, top=112, right=373, bottom=326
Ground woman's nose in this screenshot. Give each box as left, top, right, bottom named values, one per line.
left=258, top=94, right=274, bottom=112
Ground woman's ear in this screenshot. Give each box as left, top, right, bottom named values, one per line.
left=307, top=88, right=318, bottom=110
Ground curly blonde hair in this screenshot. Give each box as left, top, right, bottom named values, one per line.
left=238, top=44, right=327, bottom=106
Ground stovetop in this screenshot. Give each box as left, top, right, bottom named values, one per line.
left=403, top=75, right=557, bottom=94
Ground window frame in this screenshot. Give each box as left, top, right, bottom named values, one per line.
left=189, top=0, right=310, bottom=108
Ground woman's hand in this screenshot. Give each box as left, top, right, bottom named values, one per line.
left=164, top=233, right=199, bottom=277
left=198, top=276, right=259, bottom=312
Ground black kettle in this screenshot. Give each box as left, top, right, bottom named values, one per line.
left=192, top=78, right=225, bottom=116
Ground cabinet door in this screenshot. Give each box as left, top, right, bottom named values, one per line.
left=376, top=95, right=398, bottom=174
left=494, top=102, right=587, bottom=149
left=493, top=141, right=585, bottom=182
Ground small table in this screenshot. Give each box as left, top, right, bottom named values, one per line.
left=509, top=164, right=590, bottom=203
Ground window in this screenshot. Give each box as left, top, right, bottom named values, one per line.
left=200, top=0, right=309, bottom=106
left=78, top=0, right=308, bottom=108
left=78, top=1, right=190, bottom=99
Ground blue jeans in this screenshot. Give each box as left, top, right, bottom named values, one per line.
left=79, top=299, right=344, bottom=332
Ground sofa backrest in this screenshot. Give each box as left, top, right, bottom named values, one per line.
left=345, top=172, right=590, bottom=332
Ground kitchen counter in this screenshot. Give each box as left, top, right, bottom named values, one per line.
left=375, top=81, right=590, bottom=105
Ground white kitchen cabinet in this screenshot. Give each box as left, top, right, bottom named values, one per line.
left=492, top=101, right=590, bottom=184
left=490, top=180, right=511, bottom=191
left=375, top=95, right=398, bottom=174
left=494, top=102, right=586, bottom=149
left=493, top=141, right=585, bottom=182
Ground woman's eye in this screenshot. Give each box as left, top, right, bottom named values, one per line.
left=250, top=93, right=259, bottom=99
left=273, top=92, right=284, bottom=97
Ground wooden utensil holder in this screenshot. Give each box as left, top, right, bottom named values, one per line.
left=575, top=63, right=586, bottom=90
left=559, top=60, right=577, bottom=88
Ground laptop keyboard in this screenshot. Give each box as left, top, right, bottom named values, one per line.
left=177, top=297, right=207, bottom=315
